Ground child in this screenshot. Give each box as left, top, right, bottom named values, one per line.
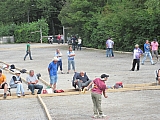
left=86, top=74, right=109, bottom=118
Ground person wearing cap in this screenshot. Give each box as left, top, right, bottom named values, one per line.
left=141, top=40, right=154, bottom=65
left=24, top=41, right=33, bottom=61
left=151, top=39, right=159, bottom=60
left=48, top=57, right=58, bottom=91
left=86, top=74, right=109, bottom=118
left=0, top=69, right=8, bottom=98
left=55, top=49, right=64, bottom=74
left=9, top=71, right=25, bottom=97
left=67, top=46, right=76, bottom=74
left=26, top=70, right=43, bottom=95
left=130, top=44, right=143, bottom=71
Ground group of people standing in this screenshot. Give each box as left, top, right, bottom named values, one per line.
left=131, top=39, right=159, bottom=71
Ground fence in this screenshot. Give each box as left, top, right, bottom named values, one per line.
left=0, top=36, right=14, bottom=44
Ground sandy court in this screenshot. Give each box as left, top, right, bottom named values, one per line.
left=0, top=43, right=160, bottom=120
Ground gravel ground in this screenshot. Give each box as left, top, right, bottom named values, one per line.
left=0, top=43, right=160, bottom=120
left=43, top=90, right=160, bottom=120
left=0, top=98, right=47, bottom=120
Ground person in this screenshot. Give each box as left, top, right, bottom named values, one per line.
left=9, top=70, right=25, bottom=97
left=71, top=36, right=76, bottom=50
left=57, top=34, right=61, bottom=44
left=48, top=36, right=53, bottom=44
left=75, top=71, right=92, bottom=90
left=26, top=70, right=43, bottom=95
left=151, top=38, right=159, bottom=61
left=106, top=37, right=114, bottom=57
left=130, top=44, right=143, bottom=71
left=24, top=41, right=33, bottom=61
left=0, top=69, right=8, bottom=98
left=86, top=74, right=109, bottom=118
left=67, top=46, right=76, bottom=74
left=55, top=49, right=64, bottom=74
left=77, top=37, right=82, bottom=51
left=48, top=57, right=59, bottom=91
left=61, top=34, right=64, bottom=44
left=141, top=40, right=154, bottom=65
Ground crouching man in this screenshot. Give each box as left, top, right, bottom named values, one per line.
left=26, top=70, right=43, bottom=95
left=75, top=71, right=92, bottom=91
left=0, top=69, right=8, bottom=98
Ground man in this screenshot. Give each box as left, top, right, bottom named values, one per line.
left=151, top=38, right=159, bottom=61
left=75, top=71, right=92, bottom=90
left=106, top=37, right=114, bottom=57
left=77, top=37, right=82, bottom=51
left=67, top=46, right=76, bottom=74
left=0, top=69, right=8, bottom=98
left=55, top=49, right=64, bottom=74
left=10, top=70, right=25, bottom=97
left=26, top=70, right=43, bottom=95
left=131, top=44, right=143, bottom=71
left=48, top=57, right=58, bottom=91
left=71, top=36, right=77, bottom=51
left=141, top=40, right=154, bottom=65
left=57, top=34, right=61, bottom=44
left=24, top=41, right=33, bottom=61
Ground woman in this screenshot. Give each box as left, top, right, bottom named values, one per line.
left=9, top=71, right=25, bottom=97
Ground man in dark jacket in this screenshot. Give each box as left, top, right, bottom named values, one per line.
left=75, top=71, right=92, bottom=90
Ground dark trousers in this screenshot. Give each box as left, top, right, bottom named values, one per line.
left=77, top=44, right=81, bottom=50
left=24, top=51, right=32, bottom=60
left=28, top=84, right=43, bottom=94
left=72, top=43, right=76, bottom=50
left=57, top=61, right=62, bottom=71
left=131, top=59, right=140, bottom=71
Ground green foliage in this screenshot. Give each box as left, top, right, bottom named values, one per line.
left=0, top=19, right=48, bottom=43
left=59, top=0, right=160, bottom=52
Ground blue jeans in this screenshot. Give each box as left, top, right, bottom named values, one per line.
left=10, top=83, right=24, bottom=94
left=50, top=75, right=58, bottom=84
left=68, top=60, right=75, bottom=71
left=28, top=84, right=43, bottom=94
left=142, top=52, right=153, bottom=64
left=57, top=61, right=62, bottom=71
left=77, top=44, right=81, bottom=50
left=106, top=48, right=113, bottom=57
left=24, top=51, right=32, bottom=60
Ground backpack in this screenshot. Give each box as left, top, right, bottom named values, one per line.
left=10, top=64, right=15, bottom=69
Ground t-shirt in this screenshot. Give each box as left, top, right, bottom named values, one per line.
left=55, top=52, right=62, bottom=61
left=26, top=75, right=38, bottom=83
left=133, top=48, right=143, bottom=59
left=144, top=43, right=150, bottom=52
left=26, top=43, right=30, bottom=51
left=91, top=78, right=107, bottom=95
left=151, top=41, right=159, bottom=51
left=76, top=74, right=89, bottom=83
left=78, top=38, right=82, bottom=44
left=0, top=74, right=6, bottom=84
left=48, top=62, right=57, bottom=76
left=106, top=39, right=114, bottom=48
left=67, top=51, right=75, bottom=60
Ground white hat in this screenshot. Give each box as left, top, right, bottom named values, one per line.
left=135, top=44, right=139, bottom=47
left=15, top=70, right=21, bottom=74
left=53, top=57, right=59, bottom=61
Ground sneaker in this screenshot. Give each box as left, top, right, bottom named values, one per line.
left=17, top=93, right=21, bottom=97
left=22, top=93, right=25, bottom=96
left=3, top=93, right=7, bottom=99
left=99, top=114, right=107, bottom=118
left=61, top=72, right=65, bottom=74
left=31, top=93, right=35, bottom=95
left=67, top=72, right=69, bottom=74
left=152, top=63, right=155, bottom=65
left=141, top=63, right=144, bottom=65
left=92, top=115, right=98, bottom=119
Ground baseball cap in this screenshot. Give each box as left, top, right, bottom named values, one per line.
left=101, top=74, right=109, bottom=80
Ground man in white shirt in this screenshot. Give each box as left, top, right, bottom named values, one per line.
left=106, top=37, right=114, bottom=57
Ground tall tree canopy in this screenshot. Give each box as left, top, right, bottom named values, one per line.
left=59, top=0, right=160, bottom=51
